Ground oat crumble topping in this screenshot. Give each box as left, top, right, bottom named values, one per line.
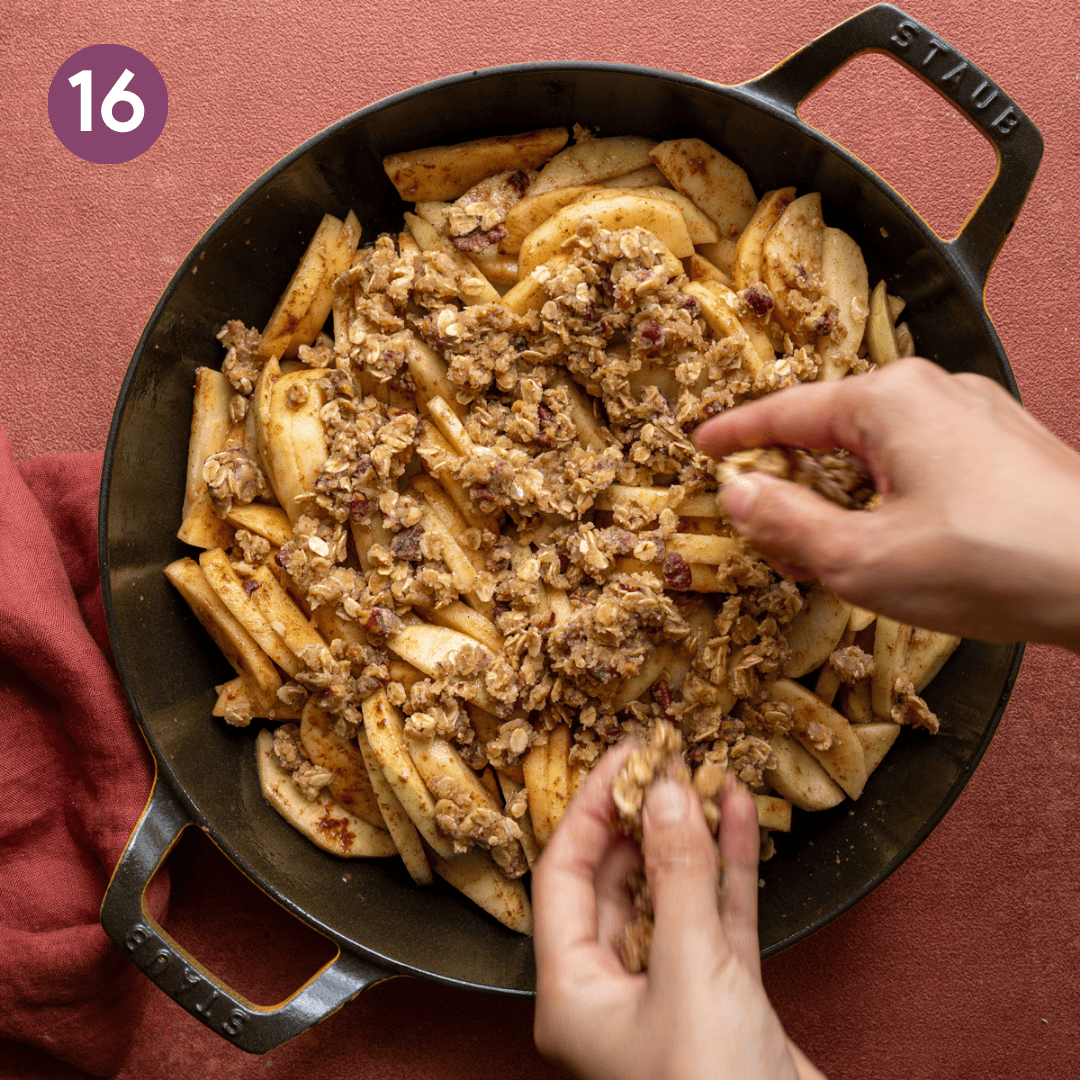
left=188, top=148, right=942, bottom=919
left=214, top=219, right=830, bottom=768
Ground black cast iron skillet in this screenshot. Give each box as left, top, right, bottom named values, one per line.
left=99, top=4, right=1041, bottom=1053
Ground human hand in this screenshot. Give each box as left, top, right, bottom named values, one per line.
left=692, top=357, right=1080, bottom=651
left=532, top=742, right=823, bottom=1080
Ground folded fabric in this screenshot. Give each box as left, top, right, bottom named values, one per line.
left=0, top=429, right=165, bottom=1076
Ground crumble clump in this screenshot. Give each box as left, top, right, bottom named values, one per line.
left=718, top=447, right=875, bottom=509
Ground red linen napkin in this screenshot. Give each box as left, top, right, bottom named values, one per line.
left=0, top=428, right=163, bottom=1076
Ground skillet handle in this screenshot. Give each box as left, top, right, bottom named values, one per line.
left=743, top=3, right=1043, bottom=288
left=101, top=780, right=390, bottom=1053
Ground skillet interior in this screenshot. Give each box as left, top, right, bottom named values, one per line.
left=101, top=62, right=1022, bottom=993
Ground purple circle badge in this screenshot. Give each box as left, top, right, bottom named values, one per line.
left=48, top=45, right=168, bottom=164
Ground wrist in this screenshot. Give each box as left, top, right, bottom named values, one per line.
left=1014, top=555, right=1080, bottom=654
left=787, top=1040, right=830, bottom=1080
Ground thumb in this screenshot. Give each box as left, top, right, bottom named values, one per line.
left=641, top=779, right=725, bottom=972
left=722, top=472, right=862, bottom=573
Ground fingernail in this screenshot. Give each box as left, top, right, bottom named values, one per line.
left=722, top=474, right=760, bottom=522
left=645, top=779, right=688, bottom=825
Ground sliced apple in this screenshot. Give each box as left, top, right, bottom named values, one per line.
left=523, top=738, right=554, bottom=847
left=300, top=698, right=387, bottom=831
left=867, top=279, right=901, bottom=367
left=550, top=186, right=720, bottom=246
left=817, top=227, right=870, bottom=380
left=906, top=629, right=961, bottom=693
left=569, top=756, right=590, bottom=799
left=853, top=722, right=902, bottom=776
left=198, top=548, right=299, bottom=676
left=361, top=689, right=456, bottom=859
left=255, top=728, right=397, bottom=858
left=425, top=600, right=504, bottom=656
left=629, top=187, right=719, bottom=243
left=405, top=731, right=528, bottom=879
left=258, top=214, right=343, bottom=361
left=238, top=563, right=326, bottom=660
left=733, top=187, right=796, bottom=290
left=895, top=321, right=915, bottom=357
left=541, top=723, right=572, bottom=835
left=761, top=192, right=826, bottom=346
left=501, top=187, right=597, bottom=254
left=252, top=355, right=283, bottom=497
left=764, top=733, right=847, bottom=812
left=212, top=676, right=301, bottom=724
left=497, top=773, right=541, bottom=868
left=355, top=724, right=432, bottom=885
left=752, top=793, right=792, bottom=832
left=871, top=616, right=913, bottom=718
left=683, top=279, right=771, bottom=376
left=178, top=367, right=234, bottom=549
left=649, top=138, right=757, bottom=240
left=518, top=193, right=694, bottom=278
left=263, top=367, right=327, bottom=523
left=385, top=623, right=497, bottom=676
left=684, top=279, right=749, bottom=347
left=812, top=626, right=856, bottom=706
left=432, top=849, right=533, bottom=935
left=164, top=557, right=281, bottom=698
left=403, top=335, right=468, bottom=419
left=685, top=252, right=733, bottom=290
left=598, top=164, right=670, bottom=189
left=767, top=678, right=868, bottom=800
left=409, top=199, right=450, bottom=231
left=695, top=239, right=738, bottom=277
left=224, top=503, right=293, bottom=548
left=464, top=248, right=518, bottom=290
left=382, top=127, right=569, bottom=201
left=500, top=253, right=570, bottom=316
left=285, top=210, right=362, bottom=358
left=783, top=584, right=853, bottom=679
left=836, top=676, right=874, bottom=725
left=528, top=134, right=657, bottom=196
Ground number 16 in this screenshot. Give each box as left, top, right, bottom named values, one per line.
left=68, top=68, right=145, bottom=133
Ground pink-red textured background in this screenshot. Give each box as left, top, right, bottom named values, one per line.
left=3, top=1, right=1080, bottom=1077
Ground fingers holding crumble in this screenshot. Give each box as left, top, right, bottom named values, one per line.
left=693, top=357, right=1080, bottom=652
